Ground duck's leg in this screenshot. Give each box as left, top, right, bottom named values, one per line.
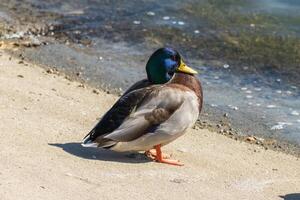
left=145, top=148, right=171, bottom=159
left=152, top=145, right=184, bottom=166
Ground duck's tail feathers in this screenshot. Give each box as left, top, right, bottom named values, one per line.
left=81, top=128, right=98, bottom=148
left=81, top=131, right=117, bottom=149
left=81, top=135, right=98, bottom=148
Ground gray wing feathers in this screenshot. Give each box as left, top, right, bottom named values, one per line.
left=103, top=88, right=186, bottom=143
left=104, top=113, right=150, bottom=142
left=109, top=94, right=199, bottom=152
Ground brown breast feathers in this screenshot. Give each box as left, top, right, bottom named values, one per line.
left=168, top=72, right=203, bottom=112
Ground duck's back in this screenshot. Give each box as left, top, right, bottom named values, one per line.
left=123, top=79, right=152, bottom=95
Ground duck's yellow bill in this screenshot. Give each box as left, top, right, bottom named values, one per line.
left=177, top=60, right=198, bottom=74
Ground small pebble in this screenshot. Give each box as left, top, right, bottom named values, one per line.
left=278, top=122, right=292, bottom=126
left=246, top=95, right=253, bottom=99
left=92, top=89, right=99, bottom=94
left=78, top=84, right=85, bottom=88
left=223, top=64, right=230, bottom=69
left=276, top=79, right=281, bottom=82
left=291, top=111, right=299, bottom=116
left=291, top=86, right=297, bottom=89
left=178, top=21, right=185, bottom=25
left=194, top=30, right=200, bottom=34
left=133, top=20, right=141, bottom=25
left=245, top=90, right=252, bottom=94
left=276, top=90, right=282, bottom=94
left=210, top=104, right=217, bottom=107
left=246, top=136, right=256, bottom=142
left=254, top=88, right=262, bottom=91
left=163, top=16, right=170, bottom=20
left=286, top=91, right=292, bottom=95
left=267, top=105, right=276, bottom=108
left=46, top=69, right=54, bottom=74
left=146, top=11, right=155, bottom=16
left=241, top=87, right=247, bottom=91
left=271, top=124, right=284, bottom=130
left=74, top=30, right=81, bottom=34
left=172, top=21, right=177, bottom=24
left=17, top=75, right=24, bottom=78
left=231, top=106, right=238, bottom=110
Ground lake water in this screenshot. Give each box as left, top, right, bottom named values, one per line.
left=1, top=0, right=299, bottom=147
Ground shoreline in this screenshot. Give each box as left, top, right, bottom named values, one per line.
left=0, top=50, right=300, bottom=199
left=1, top=4, right=300, bottom=157
left=1, top=37, right=300, bottom=157
left=1, top=39, right=299, bottom=158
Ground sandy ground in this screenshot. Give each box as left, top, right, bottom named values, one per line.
left=0, top=50, right=299, bottom=200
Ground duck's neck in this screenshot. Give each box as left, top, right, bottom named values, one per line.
left=169, top=72, right=203, bottom=110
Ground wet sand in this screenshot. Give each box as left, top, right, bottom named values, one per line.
left=0, top=51, right=299, bottom=200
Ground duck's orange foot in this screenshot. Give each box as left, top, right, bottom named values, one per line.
left=156, top=157, right=184, bottom=166
left=145, top=145, right=184, bottom=166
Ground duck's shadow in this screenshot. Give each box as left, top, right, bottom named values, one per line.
left=279, top=193, right=300, bottom=200
left=49, top=142, right=151, bottom=164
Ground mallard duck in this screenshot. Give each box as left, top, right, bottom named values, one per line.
left=82, top=48, right=203, bottom=166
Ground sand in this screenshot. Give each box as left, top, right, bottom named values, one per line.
left=0, top=50, right=299, bottom=200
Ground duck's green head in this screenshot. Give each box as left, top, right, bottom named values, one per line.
left=146, top=47, right=197, bottom=84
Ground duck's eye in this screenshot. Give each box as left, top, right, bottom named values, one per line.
left=171, top=55, right=176, bottom=61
